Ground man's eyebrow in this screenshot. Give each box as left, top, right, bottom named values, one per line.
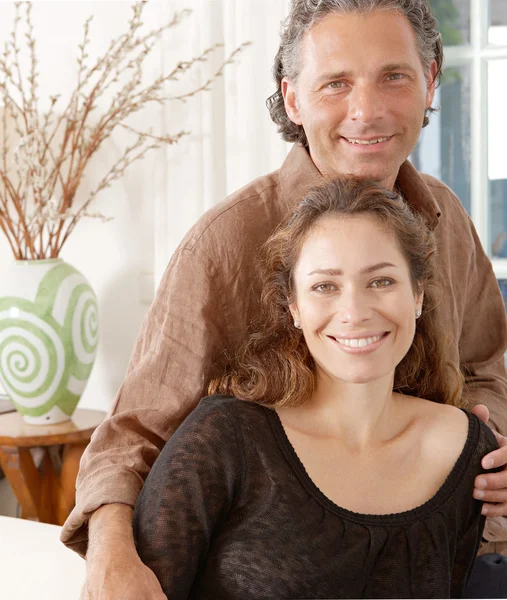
left=313, top=63, right=417, bottom=85
left=381, top=62, right=417, bottom=74
left=307, top=262, right=398, bottom=276
left=314, top=71, right=350, bottom=85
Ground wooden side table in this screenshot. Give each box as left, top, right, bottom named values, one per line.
left=0, top=408, right=105, bottom=525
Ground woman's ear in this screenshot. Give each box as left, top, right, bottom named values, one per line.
left=416, top=288, right=424, bottom=317
left=289, top=301, right=300, bottom=327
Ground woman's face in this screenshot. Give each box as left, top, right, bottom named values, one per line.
left=290, top=214, right=423, bottom=386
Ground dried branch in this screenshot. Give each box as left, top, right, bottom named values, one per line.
left=0, top=0, right=250, bottom=259
left=25, top=2, right=38, bottom=119
left=11, top=2, right=29, bottom=130
left=169, top=42, right=252, bottom=103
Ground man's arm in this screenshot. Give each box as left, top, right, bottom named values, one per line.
left=80, top=504, right=167, bottom=600
left=460, top=216, right=507, bottom=434
left=61, top=245, right=231, bottom=597
left=458, top=215, right=507, bottom=525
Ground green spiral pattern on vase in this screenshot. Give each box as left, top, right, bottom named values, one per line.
left=0, top=261, right=99, bottom=420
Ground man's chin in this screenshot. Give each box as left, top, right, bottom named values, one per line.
left=309, top=147, right=400, bottom=188
left=332, top=161, right=399, bottom=190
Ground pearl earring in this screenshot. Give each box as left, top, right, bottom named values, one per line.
left=294, top=320, right=301, bottom=329
left=415, top=308, right=422, bottom=319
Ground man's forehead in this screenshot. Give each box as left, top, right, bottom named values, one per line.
left=301, top=10, right=420, bottom=60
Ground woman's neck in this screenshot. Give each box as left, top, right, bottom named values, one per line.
left=279, top=371, right=404, bottom=452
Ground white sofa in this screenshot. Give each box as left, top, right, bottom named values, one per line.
left=0, top=516, right=85, bottom=599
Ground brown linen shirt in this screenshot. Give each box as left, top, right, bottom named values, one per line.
left=61, top=144, right=507, bottom=557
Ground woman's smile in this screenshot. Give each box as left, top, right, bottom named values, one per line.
left=327, top=331, right=390, bottom=354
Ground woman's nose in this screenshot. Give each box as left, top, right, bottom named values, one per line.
left=337, top=289, right=373, bottom=324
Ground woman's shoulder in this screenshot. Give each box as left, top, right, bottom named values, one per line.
left=399, top=398, right=470, bottom=476
left=188, top=394, right=269, bottom=430
left=407, top=399, right=497, bottom=471
left=198, top=394, right=267, bottom=414
left=417, top=400, right=469, bottom=434
left=414, top=401, right=496, bottom=447
left=179, top=397, right=278, bottom=471
left=164, top=395, right=268, bottom=463
left=167, top=395, right=243, bottom=442
left=414, top=400, right=468, bottom=444
left=399, top=396, right=468, bottom=435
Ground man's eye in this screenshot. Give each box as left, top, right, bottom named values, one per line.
left=387, top=73, right=404, bottom=81
left=328, top=81, right=345, bottom=89
left=370, top=278, right=393, bottom=288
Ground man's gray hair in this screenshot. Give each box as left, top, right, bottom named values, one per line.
left=266, top=0, right=443, bottom=144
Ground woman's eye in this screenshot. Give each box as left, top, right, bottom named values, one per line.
left=370, top=278, right=393, bottom=288
left=313, top=283, right=336, bottom=293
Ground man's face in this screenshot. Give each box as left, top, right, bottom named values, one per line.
left=282, top=10, right=437, bottom=189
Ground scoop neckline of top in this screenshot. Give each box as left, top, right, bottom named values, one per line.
left=264, top=406, right=478, bottom=527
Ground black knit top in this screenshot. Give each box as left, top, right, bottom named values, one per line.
left=133, top=395, right=497, bottom=599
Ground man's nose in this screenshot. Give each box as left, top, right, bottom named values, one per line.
left=348, top=83, right=385, bottom=123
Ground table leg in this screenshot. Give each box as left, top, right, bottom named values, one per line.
left=56, top=442, right=86, bottom=525
left=39, top=450, right=59, bottom=524
left=0, top=445, right=41, bottom=520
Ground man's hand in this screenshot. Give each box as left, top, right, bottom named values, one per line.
left=472, top=404, right=507, bottom=517
left=82, top=504, right=167, bottom=600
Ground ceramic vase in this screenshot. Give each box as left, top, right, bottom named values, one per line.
left=0, top=258, right=99, bottom=424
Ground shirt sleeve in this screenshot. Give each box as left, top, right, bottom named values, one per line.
left=451, top=422, right=500, bottom=597
left=132, top=398, right=241, bottom=599
left=460, top=214, right=507, bottom=436
left=60, top=247, right=231, bottom=557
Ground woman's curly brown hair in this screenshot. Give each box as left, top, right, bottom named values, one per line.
left=210, top=177, right=463, bottom=409
left=266, top=0, right=443, bottom=145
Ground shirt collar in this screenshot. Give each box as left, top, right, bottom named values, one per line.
left=279, top=144, right=441, bottom=230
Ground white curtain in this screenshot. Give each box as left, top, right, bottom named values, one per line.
left=154, top=0, right=291, bottom=285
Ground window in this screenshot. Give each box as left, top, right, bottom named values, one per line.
left=412, top=0, right=507, bottom=278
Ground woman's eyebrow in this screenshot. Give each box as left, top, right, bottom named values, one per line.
left=307, top=262, right=397, bottom=277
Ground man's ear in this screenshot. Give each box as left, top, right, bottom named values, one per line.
left=282, top=77, right=303, bottom=125
left=425, top=59, right=438, bottom=110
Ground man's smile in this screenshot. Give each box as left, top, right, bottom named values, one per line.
left=341, top=135, right=393, bottom=149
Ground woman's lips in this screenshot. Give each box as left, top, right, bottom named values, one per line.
left=328, top=331, right=390, bottom=354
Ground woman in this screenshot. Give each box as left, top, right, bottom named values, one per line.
left=133, top=178, right=497, bottom=599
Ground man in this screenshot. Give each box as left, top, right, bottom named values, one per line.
left=62, top=1, right=507, bottom=598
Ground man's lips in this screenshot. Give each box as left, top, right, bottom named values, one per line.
left=340, top=135, right=393, bottom=148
